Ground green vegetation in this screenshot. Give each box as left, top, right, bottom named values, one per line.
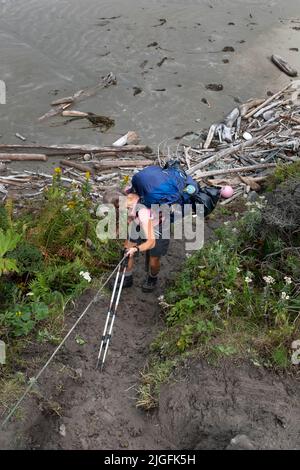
left=138, top=172, right=300, bottom=409
left=0, top=168, right=120, bottom=410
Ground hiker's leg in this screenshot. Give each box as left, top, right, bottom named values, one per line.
left=149, top=256, right=160, bottom=276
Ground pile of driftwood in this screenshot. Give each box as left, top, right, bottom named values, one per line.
left=0, top=81, right=300, bottom=205
left=177, top=81, right=300, bottom=204
left=0, top=141, right=156, bottom=203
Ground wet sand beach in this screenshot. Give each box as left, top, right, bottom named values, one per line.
left=0, top=0, right=300, bottom=172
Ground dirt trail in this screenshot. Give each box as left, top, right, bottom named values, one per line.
left=2, top=219, right=300, bottom=450
left=1, top=230, right=203, bottom=450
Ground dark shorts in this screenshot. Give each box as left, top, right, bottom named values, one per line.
left=129, top=221, right=170, bottom=257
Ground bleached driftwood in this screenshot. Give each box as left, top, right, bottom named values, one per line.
left=94, top=159, right=153, bottom=169
left=0, top=153, right=47, bottom=161
left=244, top=83, right=292, bottom=119
left=194, top=162, right=279, bottom=179
left=60, top=159, right=94, bottom=173
left=0, top=144, right=150, bottom=155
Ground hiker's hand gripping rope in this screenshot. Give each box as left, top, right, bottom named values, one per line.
left=125, top=246, right=139, bottom=257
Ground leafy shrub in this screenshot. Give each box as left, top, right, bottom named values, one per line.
left=10, top=242, right=43, bottom=275
left=0, top=229, right=21, bottom=275
left=29, top=258, right=89, bottom=302
left=1, top=301, right=49, bottom=336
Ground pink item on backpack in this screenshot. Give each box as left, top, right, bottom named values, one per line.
left=220, top=186, right=234, bottom=198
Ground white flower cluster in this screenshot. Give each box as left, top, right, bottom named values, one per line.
left=281, top=292, right=290, bottom=301
left=284, top=276, right=292, bottom=285
left=244, top=272, right=253, bottom=284
left=80, top=271, right=92, bottom=283
left=263, top=275, right=275, bottom=285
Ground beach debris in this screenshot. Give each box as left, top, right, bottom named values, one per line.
left=112, top=132, right=139, bottom=147
left=271, top=54, right=298, bottom=77
left=1, top=82, right=300, bottom=207
left=206, top=83, right=224, bottom=91
left=243, top=131, right=252, bottom=140
left=15, top=133, right=26, bottom=141
left=62, top=110, right=89, bottom=118
left=39, top=72, right=117, bottom=121
left=201, top=98, right=211, bottom=107
left=147, top=42, right=158, bottom=47
left=0, top=153, right=47, bottom=161
left=133, top=87, right=142, bottom=96
left=60, top=159, right=94, bottom=174
left=153, top=18, right=167, bottom=27
left=222, top=46, right=235, bottom=52
left=94, top=159, right=153, bottom=169
left=157, top=57, right=168, bottom=67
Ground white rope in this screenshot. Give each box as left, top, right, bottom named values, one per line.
left=1, top=256, right=126, bottom=428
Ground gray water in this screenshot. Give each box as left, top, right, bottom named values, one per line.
left=0, top=0, right=300, bottom=171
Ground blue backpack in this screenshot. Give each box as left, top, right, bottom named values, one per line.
left=131, top=163, right=197, bottom=208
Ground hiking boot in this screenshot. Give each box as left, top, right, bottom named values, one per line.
left=110, top=274, right=133, bottom=290
left=142, top=274, right=158, bottom=293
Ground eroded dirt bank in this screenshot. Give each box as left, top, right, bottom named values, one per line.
left=159, top=360, right=300, bottom=450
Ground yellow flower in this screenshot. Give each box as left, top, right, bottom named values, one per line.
left=85, top=171, right=91, bottom=181
left=67, top=200, right=76, bottom=209
left=54, top=167, right=62, bottom=175
left=15, top=311, right=22, bottom=317
left=123, top=175, right=130, bottom=184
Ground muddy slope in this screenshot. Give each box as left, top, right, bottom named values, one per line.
left=159, top=360, right=300, bottom=450
left=0, top=236, right=189, bottom=450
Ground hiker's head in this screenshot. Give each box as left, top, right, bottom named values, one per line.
left=103, top=189, right=139, bottom=209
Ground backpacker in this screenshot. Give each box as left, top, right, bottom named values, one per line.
left=130, top=161, right=221, bottom=216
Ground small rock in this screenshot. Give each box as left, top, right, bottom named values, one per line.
left=83, top=153, right=91, bottom=161
left=248, top=191, right=258, bottom=202
left=291, top=339, right=300, bottom=349
left=243, top=131, right=252, bottom=140
left=59, top=424, right=66, bottom=437
left=226, top=434, right=255, bottom=450
left=263, top=110, right=274, bottom=121
left=75, top=368, right=83, bottom=378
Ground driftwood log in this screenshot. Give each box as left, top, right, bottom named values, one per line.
left=94, top=159, right=154, bottom=169
left=244, top=83, right=292, bottom=119
left=39, top=72, right=117, bottom=121
left=60, top=160, right=95, bottom=173
left=0, top=153, right=47, bottom=161
left=194, top=162, right=279, bottom=179
left=0, top=144, right=150, bottom=156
